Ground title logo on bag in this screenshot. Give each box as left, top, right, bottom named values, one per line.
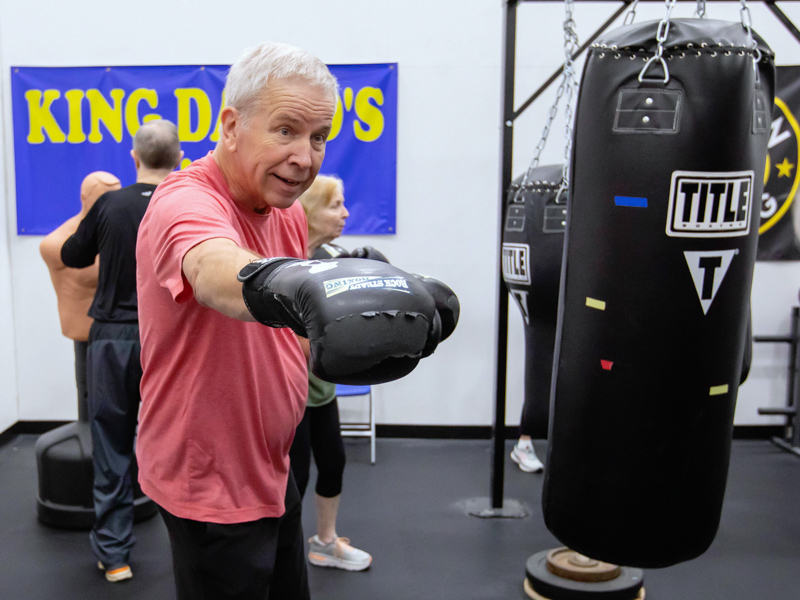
left=324, top=276, right=410, bottom=297
left=666, top=171, right=754, bottom=238
left=684, top=250, right=737, bottom=314
left=502, top=243, right=530, bottom=284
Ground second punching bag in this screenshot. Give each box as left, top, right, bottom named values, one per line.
left=543, top=18, right=775, bottom=568
left=502, top=165, right=566, bottom=439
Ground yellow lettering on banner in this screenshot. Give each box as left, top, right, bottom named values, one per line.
left=328, top=94, right=343, bottom=142
left=86, top=89, right=125, bottom=143
left=353, top=87, right=384, bottom=142
left=125, top=88, right=161, bottom=137
left=209, top=90, right=226, bottom=142
left=343, top=87, right=354, bottom=112
left=175, top=88, right=212, bottom=142
left=64, top=90, right=86, bottom=143
left=180, top=158, right=192, bottom=170
left=25, top=89, right=66, bottom=143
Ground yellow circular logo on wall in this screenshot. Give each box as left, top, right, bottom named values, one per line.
left=761, top=96, right=800, bottom=235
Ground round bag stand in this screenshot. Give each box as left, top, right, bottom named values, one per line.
left=35, top=419, right=157, bottom=529
left=524, top=547, right=645, bottom=600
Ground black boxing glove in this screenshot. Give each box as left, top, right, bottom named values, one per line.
left=313, top=243, right=351, bottom=260
left=350, top=246, right=390, bottom=263
left=238, top=257, right=442, bottom=385
left=412, top=274, right=460, bottom=342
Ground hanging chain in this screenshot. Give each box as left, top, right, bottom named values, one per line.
left=639, top=0, right=676, bottom=84
left=695, top=0, right=706, bottom=18
left=624, top=0, right=641, bottom=26
left=557, top=0, right=579, bottom=203
left=740, top=0, right=762, bottom=81
left=520, top=78, right=567, bottom=183
left=520, top=0, right=580, bottom=201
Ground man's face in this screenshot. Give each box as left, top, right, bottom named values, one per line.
left=227, top=78, right=335, bottom=212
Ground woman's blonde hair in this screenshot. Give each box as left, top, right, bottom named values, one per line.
left=298, top=175, right=344, bottom=218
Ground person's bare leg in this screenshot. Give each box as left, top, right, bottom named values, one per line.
left=308, top=493, right=372, bottom=570
left=316, top=493, right=341, bottom=544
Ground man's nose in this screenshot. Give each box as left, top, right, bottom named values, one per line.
left=288, top=139, right=314, bottom=169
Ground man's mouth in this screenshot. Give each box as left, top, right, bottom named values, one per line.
left=274, top=174, right=301, bottom=186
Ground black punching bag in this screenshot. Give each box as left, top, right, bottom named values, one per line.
left=502, top=165, right=566, bottom=439
left=543, top=19, right=775, bottom=568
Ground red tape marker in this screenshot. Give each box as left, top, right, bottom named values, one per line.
left=600, top=360, right=614, bottom=371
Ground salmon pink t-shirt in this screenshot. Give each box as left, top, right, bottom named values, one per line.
left=135, top=153, right=308, bottom=523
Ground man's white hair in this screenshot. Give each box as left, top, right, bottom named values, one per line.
left=225, top=42, right=338, bottom=120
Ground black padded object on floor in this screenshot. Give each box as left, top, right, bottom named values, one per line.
left=543, top=18, right=775, bottom=568
left=502, top=165, right=566, bottom=439
left=36, top=420, right=157, bottom=529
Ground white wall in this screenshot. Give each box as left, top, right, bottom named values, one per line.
left=2, top=1, right=799, bottom=429
left=0, top=8, right=19, bottom=431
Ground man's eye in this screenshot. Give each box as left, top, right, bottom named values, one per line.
left=279, top=128, right=291, bottom=136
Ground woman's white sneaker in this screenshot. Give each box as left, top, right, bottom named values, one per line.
left=308, top=535, right=372, bottom=571
left=511, top=442, right=544, bottom=473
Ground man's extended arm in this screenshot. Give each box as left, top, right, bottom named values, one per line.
left=182, top=237, right=261, bottom=322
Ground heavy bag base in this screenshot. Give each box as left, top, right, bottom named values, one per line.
left=525, top=548, right=644, bottom=600
left=524, top=579, right=645, bottom=600
left=35, top=420, right=158, bottom=529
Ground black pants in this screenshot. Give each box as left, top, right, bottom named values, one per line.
left=87, top=321, right=142, bottom=567
left=158, top=472, right=309, bottom=600
left=74, top=340, right=88, bottom=422
left=289, top=399, right=346, bottom=499
left=519, top=394, right=537, bottom=438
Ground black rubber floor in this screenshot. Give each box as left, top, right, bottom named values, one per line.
left=0, top=434, right=798, bottom=599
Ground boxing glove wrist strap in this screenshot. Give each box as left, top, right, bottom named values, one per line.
left=237, top=258, right=308, bottom=336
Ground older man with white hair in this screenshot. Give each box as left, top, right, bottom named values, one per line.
left=135, top=43, right=337, bottom=600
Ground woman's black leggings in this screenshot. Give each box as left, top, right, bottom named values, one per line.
left=289, top=399, right=346, bottom=499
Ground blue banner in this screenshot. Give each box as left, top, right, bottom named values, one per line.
left=11, top=63, right=397, bottom=235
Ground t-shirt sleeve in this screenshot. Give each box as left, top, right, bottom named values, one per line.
left=60, top=198, right=102, bottom=268
left=146, top=186, right=242, bottom=303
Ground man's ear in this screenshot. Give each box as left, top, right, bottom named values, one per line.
left=219, top=106, right=241, bottom=152
left=130, top=149, right=140, bottom=170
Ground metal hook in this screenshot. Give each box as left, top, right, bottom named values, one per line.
left=639, top=55, right=670, bottom=84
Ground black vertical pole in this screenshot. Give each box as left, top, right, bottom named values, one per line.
left=490, top=0, right=518, bottom=510
left=785, top=307, right=798, bottom=413
left=792, top=307, right=800, bottom=449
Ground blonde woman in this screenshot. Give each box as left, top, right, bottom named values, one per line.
left=289, top=175, right=373, bottom=571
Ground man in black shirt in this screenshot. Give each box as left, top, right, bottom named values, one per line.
left=61, top=119, right=182, bottom=582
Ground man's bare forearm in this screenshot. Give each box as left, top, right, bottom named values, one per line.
left=182, top=237, right=261, bottom=321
